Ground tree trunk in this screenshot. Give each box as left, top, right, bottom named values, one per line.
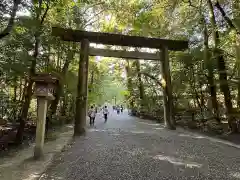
left=203, top=17, right=220, bottom=122
left=125, top=60, right=134, bottom=110
left=135, top=60, right=145, bottom=114
left=48, top=43, right=76, bottom=129
left=215, top=1, right=240, bottom=33
left=61, top=94, right=67, bottom=116
left=199, top=81, right=205, bottom=109
left=19, top=77, right=23, bottom=101
left=17, top=81, right=34, bottom=143
left=13, top=76, right=18, bottom=122
left=17, top=43, right=38, bottom=143
left=232, top=1, right=240, bottom=107
left=160, top=47, right=175, bottom=129
left=190, top=66, right=204, bottom=119
left=74, top=39, right=89, bottom=136
left=208, top=0, right=236, bottom=131
left=215, top=1, right=240, bottom=110
left=57, top=43, right=61, bottom=70
left=89, top=69, right=94, bottom=93
left=16, top=0, right=50, bottom=143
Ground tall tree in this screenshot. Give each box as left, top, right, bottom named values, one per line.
left=203, top=16, right=220, bottom=122
left=17, top=0, right=51, bottom=143
left=134, top=59, right=145, bottom=113
left=207, top=0, right=236, bottom=132
left=0, top=0, right=22, bottom=39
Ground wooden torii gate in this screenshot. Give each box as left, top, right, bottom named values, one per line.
left=52, top=27, right=188, bottom=134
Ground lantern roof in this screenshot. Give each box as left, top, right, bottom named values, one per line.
left=33, top=73, right=58, bottom=84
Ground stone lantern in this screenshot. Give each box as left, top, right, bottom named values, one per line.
left=32, top=73, right=58, bottom=159
left=33, top=73, right=58, bottom=100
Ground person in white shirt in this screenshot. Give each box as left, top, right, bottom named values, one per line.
left=103, top=105, right=109, bottom=122
left=88, top=106, right=96, bottom=126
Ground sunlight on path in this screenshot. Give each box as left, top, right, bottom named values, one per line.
left=178, top=133, right=240, bottom=149
left=137, top=121, right=161, bottom=126
left=134, top=118, right=240, bottom=150
left=230, top=172, right=240, bottom=179
left=39, top=114, right=240, bottom=180
left=153, top=155, right=202, bottom=169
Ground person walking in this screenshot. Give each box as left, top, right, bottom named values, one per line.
left=88, top=106, right=96, bottom=126
left=120, top=105, right=124, bottom=113
left=103, top=105, right=109, bottom=123
left=94, top=104, right=98, bottom=113
left=116, top=105, right=120, bottom=114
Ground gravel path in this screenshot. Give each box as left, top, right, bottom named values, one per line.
left=39, top=111, right=240, bottom=180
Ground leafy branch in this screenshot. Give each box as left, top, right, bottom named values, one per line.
left=0, top=0, right=22, bottom=39
left=214, top=1, right=240, bottom=34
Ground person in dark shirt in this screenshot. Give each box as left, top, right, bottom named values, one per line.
left=116, top=105, right=120, bottom=114
left=120, top=105, right=123, bottom=113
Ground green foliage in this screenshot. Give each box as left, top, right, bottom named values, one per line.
left=0, top=0, right=240, bottom=132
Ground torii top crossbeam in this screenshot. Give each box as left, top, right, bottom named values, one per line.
left=52, top=27, right=188, bottom=51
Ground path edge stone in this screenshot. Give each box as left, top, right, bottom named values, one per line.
left=0, top=126, right=74, bottom=180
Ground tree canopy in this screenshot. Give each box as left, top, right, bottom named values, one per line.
left=1, top=0, right=240, bottom=145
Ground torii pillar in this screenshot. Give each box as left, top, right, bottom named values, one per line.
left=160, top=46, right=176, bottom=129
left=74, top=39, right=89, bottom=135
